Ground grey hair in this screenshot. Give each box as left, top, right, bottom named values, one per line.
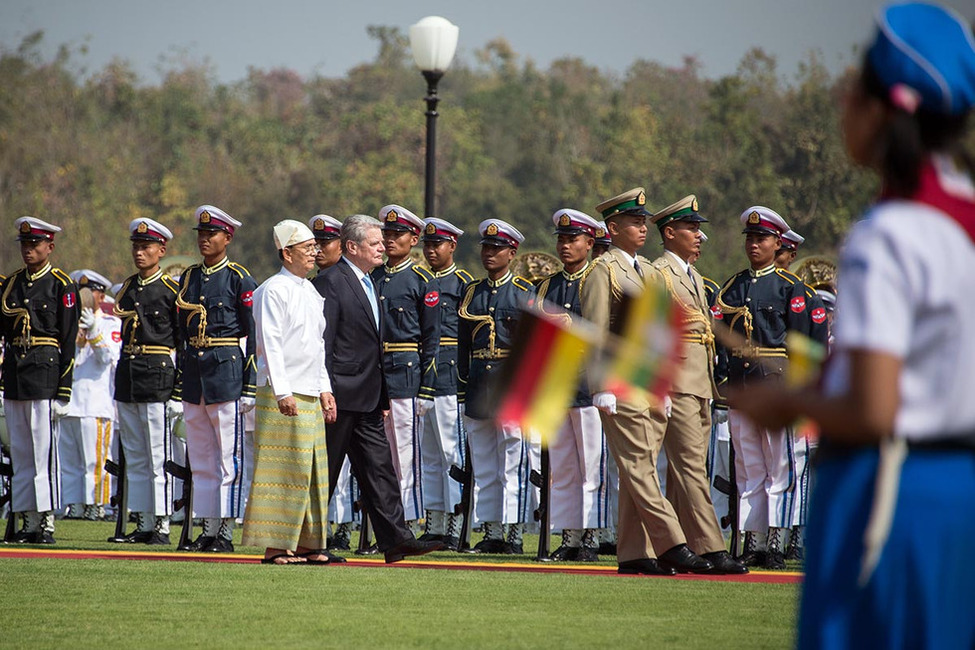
left=341, top=214, right=382, bottom=253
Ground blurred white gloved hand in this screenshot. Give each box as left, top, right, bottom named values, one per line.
left=415, top=399, right=434, bottom=418
left=79, top=308, right=96, bottom=331
left=51, top=400, right=71, bottom=419
left=166, top=400, right=183, bottom=419
left=239, top=397, right=256, bottom=414
left=593, top=392, right=617, bottom=415
left=712, top=406, right=729, bottom=425
left=663, top=395, right=673, bottom=418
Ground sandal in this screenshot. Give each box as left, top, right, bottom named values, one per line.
left=296, top=549, right=335, bottom=565
left=261, top=553, right=306, bottom=565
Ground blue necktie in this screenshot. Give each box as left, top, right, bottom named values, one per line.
left=361, top=273, right=380, bottom=328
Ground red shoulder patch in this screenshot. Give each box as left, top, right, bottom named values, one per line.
left=240, top=290, right=254, bottom=307
left=424, top=291, right=440, bottom=307
left=710, top=304, right=723, bottom=319
left=790, top=296, right=806, bottom=314
left=811, top=307, right=827, bottom=324
left=112, top=331, right=122, bottom=343
left=63, top=292, right=76, bottom=308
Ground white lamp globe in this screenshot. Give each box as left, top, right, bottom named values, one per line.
left=409, top=16, right=459, bottom=73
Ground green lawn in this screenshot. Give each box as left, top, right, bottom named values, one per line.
left=0, top=520, right=799, bottom=648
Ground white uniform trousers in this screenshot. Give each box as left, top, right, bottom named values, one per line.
left=116, top=402, right=172, bottom=516
left=4, top=399, right=60, bottom=513
left=183, top=400, right=246, bottom=519
left=789, top=430, right=813, bottom=528
left=328, top=456, right=358, bottom=524
left=549, top=405, right=604, bottom=530
left=729, top=409, right=798, bottom=531
left=465, top=416, right=537, bottom=525
left=58, top=416, right=113, bottom=506
left=383, top=397, right=423, bottom=521
left=707, top=413, right=732, bottom=536
left=420, top=394, right=464, bottom=513
left=241, top=408, right=255, bottom=515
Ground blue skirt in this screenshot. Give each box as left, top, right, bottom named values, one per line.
left=798, top=445, right=975, bottom=649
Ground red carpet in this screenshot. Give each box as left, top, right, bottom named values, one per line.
left=0, top=547, right=801, bottom=583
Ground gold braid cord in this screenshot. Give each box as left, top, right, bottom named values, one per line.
left=113, top=278, right=140, bottom=346
left=715, top=275, right=756, bottom=357
left=658, top=269, right=715, bottom=357
left=458, top=282, right=497, bottom=356
left=1, top=270, right=30, bottom=342
left=175, top=267, right=209, bottom=345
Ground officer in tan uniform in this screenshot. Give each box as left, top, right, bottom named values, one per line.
left=649, top=195, right=747, bottom=574
left=579, top=187, right=712, bottom=575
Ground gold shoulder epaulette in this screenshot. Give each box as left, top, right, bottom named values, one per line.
left=455, top=269, right=475, bottom=283
left=162, top=276, right=179, bottom=293
left=412, top=265, right=434, bottom=282
left=51, top=268, right=72, bottom=285
left=512, top=276, right=533, bottom=291
left=775, top=268, right=799, bottom=285
left=227, top=262, right=252, bottom=278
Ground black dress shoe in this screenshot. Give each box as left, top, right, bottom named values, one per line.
left=145, top=531, right=171, bottom=546
left=179, top=534, right=216, bottom=552
left=440, top=535, right=460, bottom=552
left=598, top=542, right=617, bottom=556
left=124, top=530, right=153, bottom=544
left=205, top=537, right=234, bottom=553
left=505, top=542, right=523, bottom=555
left=618, top=559, right=677, bottom=576
left=738, top=550, right=767, bottom=567
left=764, top=550, right=786, bottom=570
left=355, top=543, right=379, bottom=556
left=549, top=545, right=580, bottom=561
left=32, top=531, right=56, bottom=545
left=574, top=547, right=599, bottom=563
left=384, top=537, right=444, bottom=564
left=701, top=550, right=748, bottom=575
left=658, top=544, right=714, bottom=574
left=10, top=529, right=33, bottom=544
left=328, top=537, right=351, bottom=551
left=468, top=538, right=509, bottom=554
left=417, top=532, right=445, bottom=543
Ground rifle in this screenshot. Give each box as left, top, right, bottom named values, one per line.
left=449, top=438, right=474, bottom=552
left=727, top=443, right=740, bottom=558
left=530, top=445, right=553, bottom=561
left=105, top=446, right=129, bottom=543
left=165, top=458, right=194, bottom=550
left=1, top=454, right=14, bottom=542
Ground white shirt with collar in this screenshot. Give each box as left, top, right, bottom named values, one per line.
left=254, top=267, right=332, bottom=401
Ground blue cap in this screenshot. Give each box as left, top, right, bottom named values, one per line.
left=868, top=2, right=975, bottom=115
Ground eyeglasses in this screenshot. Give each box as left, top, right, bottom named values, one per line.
left=289, top=243, right=321, bottom=255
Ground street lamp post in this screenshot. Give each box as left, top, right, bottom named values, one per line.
left=409, top=16, right=459, bottom=218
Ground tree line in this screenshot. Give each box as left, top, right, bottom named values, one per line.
left=1, top=26, right=944, bottom=286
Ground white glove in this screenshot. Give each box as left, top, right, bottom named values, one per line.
left=415, top=399, right=434, bottom=418
left=593, top=392, right=617, bottom=415
left=663, top=395, right=673, bottom=418
left=79, top=307, right=96, bottom=331
left=51, top=399, right=71, bottom=419
left=240, top=396, right=256, bottom=414
left=713, top=407, right=729, bottom=425
left=166, top=400, right=183, bottom=419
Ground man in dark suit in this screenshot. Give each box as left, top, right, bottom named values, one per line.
left=311, top=214, right=442, bottom=564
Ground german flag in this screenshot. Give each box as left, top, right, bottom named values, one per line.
left=494, top=310, right=592, bottom=443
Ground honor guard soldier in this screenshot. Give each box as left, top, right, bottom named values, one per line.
left=114, top=219, right=181, bottom=544
left=771, top=227, right=827, bottom=561
left=372, top=205, right=441, bottom=531
left=61, top=269, right=121, bottom=521
left=309, top=214, right=358, bottom=548
left=1, top=217, right=79, bottom=543
left=417, top=217, right=473, bottom=549
left=176, top=205, right=257, bottom=552
left=714, top=206, right=828, bottom=569
left=458, top=219, right=536, bottom=554
left=648, top=195, right=746, bottom=574
left=536, top=209, right=605, bottom=562
left=580, top=188, right=713, bottom=575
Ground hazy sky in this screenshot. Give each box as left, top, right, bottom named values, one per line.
left=1, top=0, right=970, bottom=85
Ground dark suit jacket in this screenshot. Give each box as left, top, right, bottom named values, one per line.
left=312, top=259, right=389, bottom=413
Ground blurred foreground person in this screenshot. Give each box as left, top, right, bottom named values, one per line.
left=732, top=3, right=975, bottom=647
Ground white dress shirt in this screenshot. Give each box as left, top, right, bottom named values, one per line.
left=254, top=267, right=332, bottom=401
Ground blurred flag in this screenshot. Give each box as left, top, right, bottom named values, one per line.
left=600, top=281, right=686, bottom=402
left=785, top=331, right=827, bottom=388
left=495, top=309, right=592, bottom=443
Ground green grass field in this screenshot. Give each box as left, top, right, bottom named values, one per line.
left=0, top=520, right=799, bottom=649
